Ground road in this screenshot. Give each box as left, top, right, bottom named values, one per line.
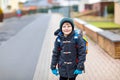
left=0, top=13, right=51, bottom=80
left=0, top=14, right=39, bottom=45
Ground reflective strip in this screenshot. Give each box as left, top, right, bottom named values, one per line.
left=74, top=35, right=78, bottom=39
left=63, top=41, right=71, bottom=43
left=64, top=62, right=72, bottom=64
left=63, top=52, right=71, bottom=54
left=57, top=38, right=61, bottom=42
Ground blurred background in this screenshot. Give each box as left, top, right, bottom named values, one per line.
left=0, top=0, right=120, bottom=30
left=0, top=0, right=120, bottom=80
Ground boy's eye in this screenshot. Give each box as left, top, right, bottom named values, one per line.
left=63, top=26, right=66, bottom=28
left=62, top=25, right=71, bottom=28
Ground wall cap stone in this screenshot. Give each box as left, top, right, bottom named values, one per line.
left=98, top=31, right=120, bottom=42
left=74, top=18, right=120, bottom=42
left=74, top=18, right=103, bottom=32
left=74, top=18, right=87, bottom=25
left=85, top=24, right=103, bottom=32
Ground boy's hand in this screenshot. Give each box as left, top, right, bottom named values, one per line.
left=51, top=69, right=59, bottom=76
left=74, top=69, right=82, bottom=74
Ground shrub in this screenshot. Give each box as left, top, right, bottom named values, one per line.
left=107, top=3, right=114, bottom=14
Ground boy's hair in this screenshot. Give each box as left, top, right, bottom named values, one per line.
left=60, top=17, right=74, bottom=32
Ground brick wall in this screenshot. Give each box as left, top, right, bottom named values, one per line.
left=115, top=42, right=120, bottom=58
left=3, top=9, right=35, bottom=19
left=74, top=21, right=85, bottom=30
left=84, top=26, right=98, bottom=42
left=97, top=34, right=115, bottom=58
left=4, top=11, right=16, bottom=19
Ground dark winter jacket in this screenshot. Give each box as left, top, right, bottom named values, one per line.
left=51, top=31, right=86, bottom=78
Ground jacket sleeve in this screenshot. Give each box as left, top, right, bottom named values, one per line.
left=50, top=38, right=60, bottom=70
left=77, top=35, right=86, bottom=70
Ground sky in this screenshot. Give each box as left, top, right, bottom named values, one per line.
left=19, top=0, right=28, bottom=2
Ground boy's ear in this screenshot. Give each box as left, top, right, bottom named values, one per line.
left=54, top=29, right=60, bottom=36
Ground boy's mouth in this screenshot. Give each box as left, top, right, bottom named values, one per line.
left=64, top=30, right=70, bottom=32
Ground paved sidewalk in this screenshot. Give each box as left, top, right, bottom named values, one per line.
left=33, top=14, right=120, bottom=80
left=33, top=13, right=63, bottom=80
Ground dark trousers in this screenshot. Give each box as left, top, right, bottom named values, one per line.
left=60, top=76, right=76, bottom=80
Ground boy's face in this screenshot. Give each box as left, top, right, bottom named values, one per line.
left=62, top=22, right=72, bottom=36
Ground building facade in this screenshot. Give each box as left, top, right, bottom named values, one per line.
left=92, top=2, right=114, bottom=16
left=78, top=0, right=114, bottom=16
left=47, top=0, right=59, bottom=6
left=0, top=0, right=19, bottom=13
left=114, top=2, right=120, bottom=24
left=78, top=0, right=89, bottom=12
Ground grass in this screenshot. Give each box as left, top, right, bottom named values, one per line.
left=88, top=22, right=120, bottom=29
left=72, top=11, right=120, bottom=29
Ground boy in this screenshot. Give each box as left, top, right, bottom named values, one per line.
left=51, top=17, right=86, bottom=80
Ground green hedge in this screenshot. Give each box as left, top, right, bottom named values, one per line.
left=107, top=3, right=114, bottom=14
left=88, top=22, right=120, bottom=29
